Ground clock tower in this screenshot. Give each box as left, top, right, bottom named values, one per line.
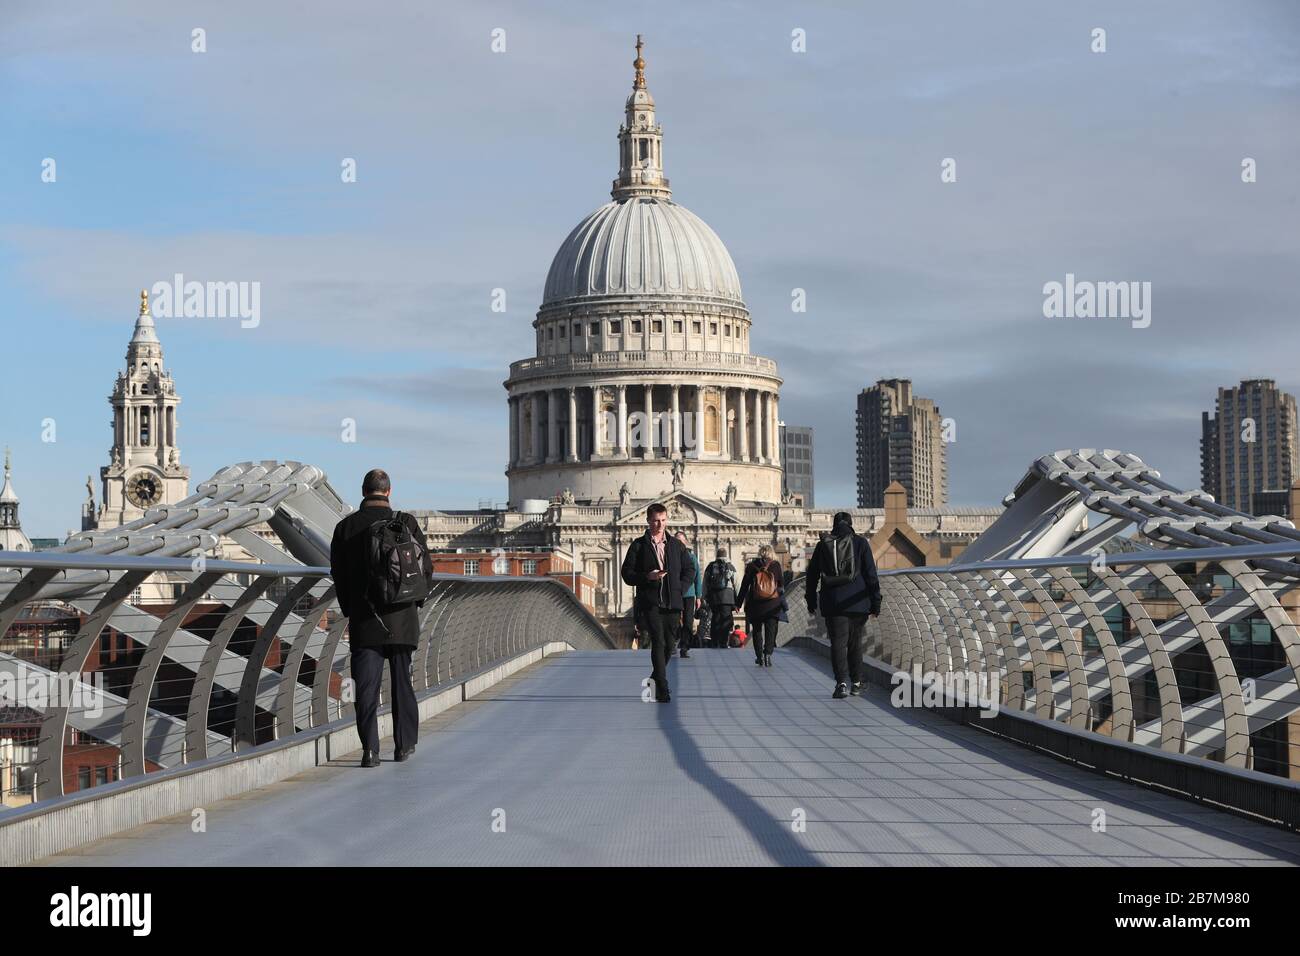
left=96, top=290, right=190, bottom=528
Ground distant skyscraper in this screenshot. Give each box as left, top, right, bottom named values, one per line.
left=778, top=423, right=814, bottom=506
left=1201, top=379, right=1298, bottom=513
left=856, top=379, right=947, bottom=508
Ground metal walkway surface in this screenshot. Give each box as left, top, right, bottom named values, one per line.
left=35, top=648, right=1300, bottom=867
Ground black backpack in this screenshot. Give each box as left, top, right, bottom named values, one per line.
left=820, top=534, right=857, bottom=588
left=704, top=560, right=736, bottom=605
left=365, top=511, right=430, bottom=608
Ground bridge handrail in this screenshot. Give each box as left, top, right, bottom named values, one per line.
left=0, top=550, right=612, bottom=810
left=785, top=538, right=1300, bottom=798
left=878, top=541, right=1300, bottom=575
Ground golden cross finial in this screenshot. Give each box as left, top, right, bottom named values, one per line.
left=139, top=288, right=150, bottom=316
left=633, top=34, right=646, bottom=89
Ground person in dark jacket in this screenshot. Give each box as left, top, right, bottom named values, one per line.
left=673, top=531, right=703, bottom=658
left=329, top=468, right=431, bottom=767
left=620, top=503, right=694, bottom=702
left=736, top=545, right=784, bottom=667
left=805, top=511, right=882, bottom=699
left=702, top=548, right=737, bottom=648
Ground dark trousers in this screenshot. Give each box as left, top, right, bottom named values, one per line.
left=352, top=644, right=418, bottom=755
left=642, top=606, right=678, bottom=695
left=677, top=598, right=698, bottom=650
left=826, top=614, right=867, bottom=686
left=709, top=605, right=734, bottom=647
left=752, top=617, right=779, bottom=658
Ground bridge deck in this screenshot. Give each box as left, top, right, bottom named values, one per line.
left=35, top=648, right=1300, bottom=866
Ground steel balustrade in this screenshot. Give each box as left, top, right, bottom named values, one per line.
left=785, top=541, right=1300, bottom=782
left=0, top=551, right=612, bottom=808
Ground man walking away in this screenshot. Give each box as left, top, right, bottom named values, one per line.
left=674, top=531, right=702, bottom=658
left=702, top=548, right=737, bottom=649
left=805, top=511, right=882, bottom=699
left=737, top=544, right=784, bottom=667
left=330, top=468, right=432, bottom=767
left=621, top=503, right=694, bottom=702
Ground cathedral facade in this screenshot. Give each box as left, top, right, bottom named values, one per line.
left=419, top=39, right=1003, bottom=622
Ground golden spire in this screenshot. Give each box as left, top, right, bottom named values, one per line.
left=633, top=34, right=646, bottom=90
left=139, top=288, right=150, bottom=316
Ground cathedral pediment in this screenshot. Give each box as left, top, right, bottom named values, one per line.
left=615, top=491, right=743, bottom=528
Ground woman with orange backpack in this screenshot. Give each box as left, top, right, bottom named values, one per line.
left=736, top=544, right=785, bottom=667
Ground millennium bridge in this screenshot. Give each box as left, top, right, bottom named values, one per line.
left=3, top=451, right=1300, bottom=866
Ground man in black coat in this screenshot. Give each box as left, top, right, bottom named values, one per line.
left=620, top=502, right=695, bottom=702
left=702, top=547, right=737, bottom=649
left=805, top=511, right=882, bottom=699
left=329, top=468, right=430, bottom=767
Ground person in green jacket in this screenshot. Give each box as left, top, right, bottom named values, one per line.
left=673, top=531, right=703, bottom=658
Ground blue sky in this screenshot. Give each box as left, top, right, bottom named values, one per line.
left=2, top=0, right=1298, bottom=537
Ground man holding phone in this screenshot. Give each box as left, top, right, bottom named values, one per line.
left=620, top=503, right=694, bottom=702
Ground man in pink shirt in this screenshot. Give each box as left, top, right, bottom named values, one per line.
left=620, top=503, right=695, bottom=702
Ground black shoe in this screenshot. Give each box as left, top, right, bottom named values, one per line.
left=360, top=750, right=380, bottom=768
left=656, top=689, right=671, bottom=703
left=395, top=745, right=416, bottom=762
left=680, top=648, right=690, bottom=658
left=755, top=655, right=764, bottom=666
left=850, top=682, right=862, bottom=696
left=764, top=653, right=772, bottom=667
left=832, top=683, right=848, bottom=699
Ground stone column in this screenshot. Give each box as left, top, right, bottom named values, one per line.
left=617, top=385, right=628, bottom=459
left=754, top=390, right=765, bottom=463
left=530, top=392, right=543, bottom=465
left=590, top=385, right=601, bottom=459
left=508, top=397, right=519, bottom=468
left=567, top=387, right=578, bottom=462
left=512, top=395, right=522, bottom=465
left=693, top=383, right=704, bottom=459
left=670, top=384, right=681, bottom=458
left=771, top=394, right=780, bottom=467
left=546, top=390, right=560, bottom=463
left=738, top=388, right=749, bottom=462
left=719, top=387, right=729, bottom=459
left=644, top=383, right=655, bottom=459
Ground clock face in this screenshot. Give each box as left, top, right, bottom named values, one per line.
left=126, top=471, right=161, bottom=508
